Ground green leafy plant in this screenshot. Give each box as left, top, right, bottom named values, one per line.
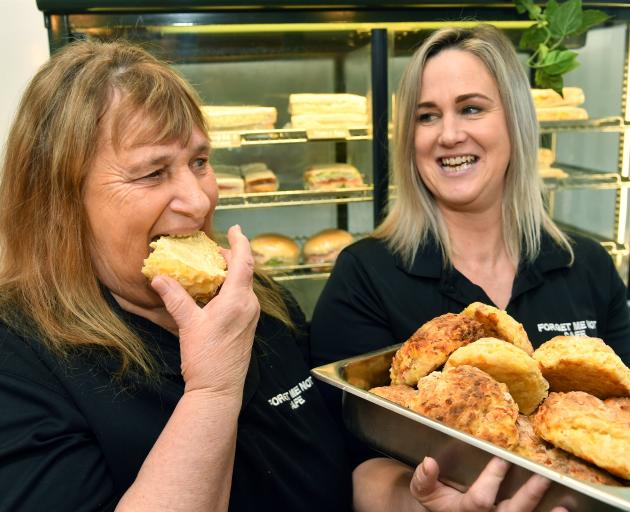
left=516, top=0, right=610, bottom=94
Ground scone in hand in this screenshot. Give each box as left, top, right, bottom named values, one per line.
left=142, top=231, right=227, bottom=303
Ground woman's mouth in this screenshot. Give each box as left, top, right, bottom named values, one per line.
left=439, top=155, right=478, bottom=173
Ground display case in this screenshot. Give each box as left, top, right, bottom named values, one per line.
left=36, top=1, right=630, bottom=315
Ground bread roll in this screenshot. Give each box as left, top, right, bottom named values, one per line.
left=142, top=231, right=227, bottom=303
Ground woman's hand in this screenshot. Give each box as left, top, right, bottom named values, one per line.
left=411, top=456, right=569, bottom=512
left=151, top=224, right=260, bottom=395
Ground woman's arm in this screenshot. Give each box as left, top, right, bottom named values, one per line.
left=117, top=225, right=260, bottom=512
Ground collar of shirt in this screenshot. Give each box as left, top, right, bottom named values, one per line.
left=392, top=231, right=572, bottom=305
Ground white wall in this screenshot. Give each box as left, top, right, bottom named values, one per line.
left=0, top=0, right=49, bottom=156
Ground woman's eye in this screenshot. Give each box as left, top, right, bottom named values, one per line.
left=192, top=158, right=209, bottom=172
left=462, top=105, right=482, bottom=115
left=141, top=169, right=165, bottom=180
left=416, top=112, right=437, bottom=123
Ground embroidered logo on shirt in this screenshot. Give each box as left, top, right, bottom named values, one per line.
left=267, top=376, right=314, bottom=410
left=536, top=319, right=597, bottom=337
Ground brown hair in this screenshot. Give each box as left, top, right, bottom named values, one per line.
left=374, top=24, right=573, bottom=267
left=0, top=40, right=294, bottom=376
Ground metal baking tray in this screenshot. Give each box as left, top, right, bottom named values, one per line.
left=312, top=345, right=630, bottom=512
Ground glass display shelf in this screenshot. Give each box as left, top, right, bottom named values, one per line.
left=542, top=164, right=630, bottom=191
left=208, top=118, right=627, bottom=150
left=216, top=186, right=373, bottom=209
left=539, top=116, right=629, bottom=134
left=209, top=126, right=371, bottom=149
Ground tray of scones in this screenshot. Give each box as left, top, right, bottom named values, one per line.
left=312, top=302, right=630, bottom=512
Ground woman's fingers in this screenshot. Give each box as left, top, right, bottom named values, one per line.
left=410, top=457, right=440, bottom=499
left=151, top=275, right=197, bottom=325
left=220, top=225, right=254, bottom=291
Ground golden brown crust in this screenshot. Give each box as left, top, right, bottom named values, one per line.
left=461, top=303, right=534, bottom=355
left=533, top=336, right=630, bottom=398
left=369, top=384, right=418, bottom=408
left=512, top=415, right=620, bottom=485
left=390, top=313, right=488, bottom=386
left=141, top=232, right=227, bottom=303
left=445, top=337, right=549, bottom=415
left=604, top=397, right=630, bottom=418
left=407, top=365, right=519, bottom=449
left=532, top=391, right=630, bottom=480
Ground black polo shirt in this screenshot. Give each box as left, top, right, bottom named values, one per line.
left=310, top=231, right=630, bottom=466
left=0, top=294, right=352, bottom=512
left=311, top=231, right=630, bottom=367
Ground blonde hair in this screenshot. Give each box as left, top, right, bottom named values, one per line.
left=374, top=24, right=573, bottom=267
left=0, top=40, right=294, bottom=377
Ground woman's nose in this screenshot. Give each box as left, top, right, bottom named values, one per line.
left=170, top=169, right=212, bottom=219
left=437, top=114, right=465, bottom=147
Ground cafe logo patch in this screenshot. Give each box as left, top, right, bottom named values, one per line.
left=267, top=376, right=314, bottom=410
left=536, top=319, right=596, bottom=337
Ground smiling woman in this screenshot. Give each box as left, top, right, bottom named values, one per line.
left=311, top=23, right=630, bottom=512
left=0, top=40, right=352, bottom=511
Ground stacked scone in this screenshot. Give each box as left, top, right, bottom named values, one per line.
left=370, top=302, right=630, bottom=484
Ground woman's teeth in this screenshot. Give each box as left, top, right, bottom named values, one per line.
left=440, top=155, right=477, bottom=173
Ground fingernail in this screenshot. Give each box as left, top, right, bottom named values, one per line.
left=420, top=457, right=428, bottom=476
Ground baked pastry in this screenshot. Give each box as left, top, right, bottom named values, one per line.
left=445, top=337, right=549, bottom=415
left=512, top=415, right=620, bottom=485
left=369, top=384, right=418, bottom=408
left=303, top=164, right=364, bottom=190
left=408, top=365, right=519, bottom=449
left=142, top=231, right=227, bottom=303
left=531, top=87, right=585, bottom=108
left=532, top=336, right=630, bottom=398
left=461, top=302, right=534, bottom=355
left=536, top=106, right=589, bottom=122
left=532, top=391, right=630, bottom=480
left=201, top=105, right=277, bottom=131
left=605, top=397, right=630, bottom=417
left=390, top=313, right=488, bottom=386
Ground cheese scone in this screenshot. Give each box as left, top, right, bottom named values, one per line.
left=142, top=231, right=227, bottom=303
left=445, top=337, right=549, bottom=415
left=533, top=336, right=630, bottom=398
left=408, top=365, right=519, bottom=449
left=369, top=384, right=419, bottom=408
left=389, top=313, right=488, bottom=386
left=462, top=302, right=534, bottom=355
left=512, top=415, right=620, bottom=485
left=532, top=391, right=630, bottom=480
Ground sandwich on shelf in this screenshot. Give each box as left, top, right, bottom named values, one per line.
left=250, top=233, right=300, bottom=267
left=201, top=105, right=277, bottom=131
left=304, top=163, right=364, bottom=190
left=242, top=162, right=278, bottom=193
left=303, top=228, right=354, bottom=271
left=537, top=147, right=567, bottom=179
left=214, top=164, right=245, bottom=195
left=288, top=93, right=369, bottom=129
left=531, top=86, right=588, bottom=121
